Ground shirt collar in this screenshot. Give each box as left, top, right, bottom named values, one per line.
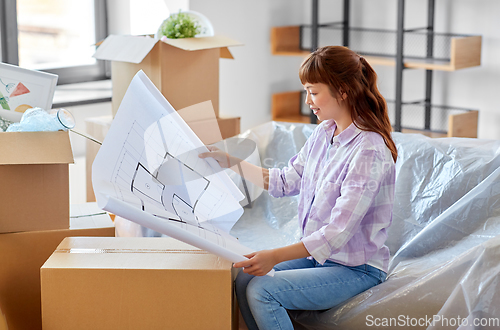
left=322, top=120, right=362, bottom=147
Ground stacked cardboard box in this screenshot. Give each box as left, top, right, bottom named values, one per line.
left=41, top=237, right=238, bottom=330
left=93, top=34, right=242, bottom=118
left=85, top=116, right=112, bottom=202
left=0, top=203, right=115, bottom=330
left=0, top=130, right=115, bottom=330
left=0, top=131, right=73, bottom=232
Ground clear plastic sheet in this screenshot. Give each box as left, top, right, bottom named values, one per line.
left=116, top=121, right=500, bottom=329
left=233, top=122, right=500, bottom=330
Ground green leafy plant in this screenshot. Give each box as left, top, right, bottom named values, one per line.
left=159, top=11, right=201, bottom=39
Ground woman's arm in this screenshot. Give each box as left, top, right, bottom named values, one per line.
left=233, top=242, right=311, bottom=276
left=199, top=146, right=270, bottom=190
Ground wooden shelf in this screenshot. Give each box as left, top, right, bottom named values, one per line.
left=401, top=128, right=447, bottom=138
left=272, top=91, right=312, bottom=123
left=447, top=109, right=478, bottom=138
left=401, top=108, right=478, bottom=138
left=271, top=26, right=482, bottom=71
left=272, top=91, right=478, bottom=138
left=273, top=114, right=313, bottom=124
left=271, top=26, right=311, bottom=57
left=272, top=90, right=321, bottom=124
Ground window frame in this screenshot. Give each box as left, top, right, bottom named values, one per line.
left=0, top=0, right=109, bottom=85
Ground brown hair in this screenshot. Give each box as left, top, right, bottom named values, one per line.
left=299, top=46, right=397, bottom=162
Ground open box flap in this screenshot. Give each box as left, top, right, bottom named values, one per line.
left=0, top=131, right=74, bottom=165
left=93, top=35, right=158, bottom=64
left=93, top=35, right=242, bottom=63
left=162, top=35, right=242, bottom=53
left=220, top=47, right=234, bottom=59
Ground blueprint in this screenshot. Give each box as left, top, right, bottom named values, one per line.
left=92, top=70, right=255, bottom=262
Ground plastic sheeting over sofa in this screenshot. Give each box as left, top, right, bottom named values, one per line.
left=117, top=121, right=500, bottom=329
left=230, top=121, right=500, bottom=329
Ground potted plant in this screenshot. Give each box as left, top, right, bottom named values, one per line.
left=156, top=10, right=214, bottom=40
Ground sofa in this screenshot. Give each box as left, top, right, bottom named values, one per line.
left=229, top=121, right=500, bottom=329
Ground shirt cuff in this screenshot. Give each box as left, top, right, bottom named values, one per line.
left=267, top=167, right=283, bottom=198
left=301, top=232, right=332, bottom=265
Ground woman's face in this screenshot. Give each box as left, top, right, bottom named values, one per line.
left=303, top=82, right=348, bottom=122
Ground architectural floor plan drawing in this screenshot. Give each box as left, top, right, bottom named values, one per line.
left=92, top=70, right=255, bottom=263
left=111, top=116, right=239, bottom=230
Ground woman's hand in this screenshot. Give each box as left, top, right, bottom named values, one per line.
left=199, top=145, right=271, bottom=191
left=234, top=242, right=310, bottom=276
left=234, top=249, right=279, bottom=277
left=198, top=145, right=233, bottom=168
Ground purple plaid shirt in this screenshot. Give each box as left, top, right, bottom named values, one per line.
left=268, top=120, right=395, bottom=272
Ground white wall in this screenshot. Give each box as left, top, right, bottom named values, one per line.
left=107, top=0, right=187, bottom=35
left=189, top=0, right=500, bottom=138
left=440, top=0, right=500, bottom=140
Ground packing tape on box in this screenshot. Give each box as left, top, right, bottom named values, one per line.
left=55, top=248, right=211, bottom=254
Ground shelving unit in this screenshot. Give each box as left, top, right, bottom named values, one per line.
left=272, top=90, right=478, bottom=137
left=271, top=26, right=481, bottom=71
left=271, top=0, right=481, bottom=138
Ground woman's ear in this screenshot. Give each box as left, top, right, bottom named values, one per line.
left=338, top=90, right=347, bottom=101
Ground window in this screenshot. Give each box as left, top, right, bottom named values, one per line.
left=0, top=0, right=108, bottom=84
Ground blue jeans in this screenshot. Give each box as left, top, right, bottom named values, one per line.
left=235, top=258, right=386, bottom=330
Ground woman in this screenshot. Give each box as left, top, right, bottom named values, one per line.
left=199, top=45, right=397, bottom=330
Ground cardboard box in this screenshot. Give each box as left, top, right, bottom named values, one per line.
left=0, top=206, right=114, bottom=330
left=85, top=115, right=240, bottom=202
left=41, top=237, right=237, bottom=330
left=69, top=202, right=116, bottom=229
left=93, top=34, right=242, bottom=117
left=0, top=309, right=6, bottom=330
left=85, top=116, right=113, bottom=202
left=0, top=131, right=74, bottom=233
left=175, top=101, right=241, bottom=145
left=187, top=116, right=241, bottom=146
